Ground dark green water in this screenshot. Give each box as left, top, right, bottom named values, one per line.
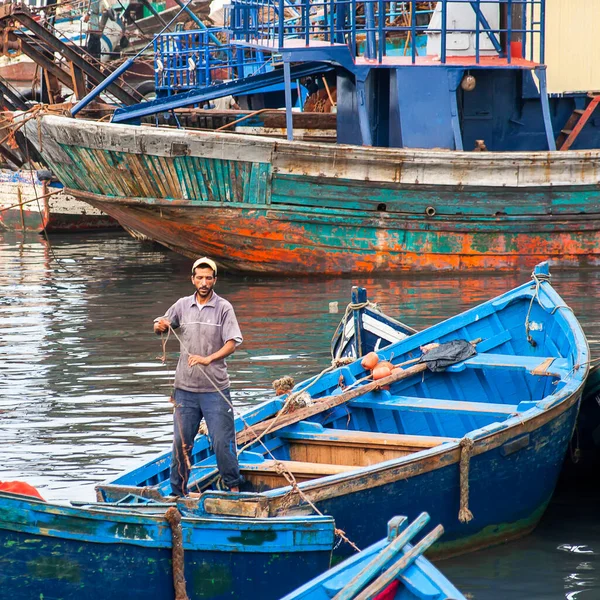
left=1, top=231, right=599, bottom=599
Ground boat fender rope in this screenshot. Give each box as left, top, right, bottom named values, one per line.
left=458, top=437, right=475, bottom=523
left=165, top=507, right=189, bottom=600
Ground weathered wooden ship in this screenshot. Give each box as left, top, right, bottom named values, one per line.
left=18, top=0, right=600, bottom=273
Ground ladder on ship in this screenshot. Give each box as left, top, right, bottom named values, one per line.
left=556, top=92, right=600, bottom=151
left=0, top=3, right=139, bottom=105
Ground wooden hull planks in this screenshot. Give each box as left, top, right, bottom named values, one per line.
left=20, top=116, right=600, bottom=273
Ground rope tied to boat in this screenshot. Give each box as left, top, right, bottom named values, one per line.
left=330, top=300, right=378, bottom=362
left=273, top=462, right=361, bottom=553
left=458, top=436, right=475, bottom=523
left=165, top=506, right=189, bottom=600
left=161, top=325, right=364, bottom=553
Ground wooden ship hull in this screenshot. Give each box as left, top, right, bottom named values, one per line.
left=0, top=490, right=335, bottom=600
left=96, top=263, right=589, bottom=559
left=20, top=115, right=600, bottom=273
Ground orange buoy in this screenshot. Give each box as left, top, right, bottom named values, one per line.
left=0, top=480, right=45, bottom=501
left=372, top=365, right=392, bottom=380
left=361, top=352, right=380, bottom=370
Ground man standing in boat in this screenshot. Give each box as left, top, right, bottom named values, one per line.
left=153, top=257, right=243, bottom=496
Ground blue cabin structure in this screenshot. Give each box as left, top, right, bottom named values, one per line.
left=228, top=0, right=557, bottom=150
left=74, top=0, right=600, bottom=153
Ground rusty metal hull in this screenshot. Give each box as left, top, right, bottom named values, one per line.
left=21, top=115, right=600, bottom=274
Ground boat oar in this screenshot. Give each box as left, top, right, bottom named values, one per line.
left=352, top=524, right=445, bottom=600
left=236, top=360, right=430, bottom=445
left=332, top=513, right=430, bottom=600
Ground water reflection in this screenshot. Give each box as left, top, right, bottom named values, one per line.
left=1, top=231, right=600, bottom=599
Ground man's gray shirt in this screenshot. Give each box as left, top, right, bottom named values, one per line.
left=160, top=292, right=242, bottom=393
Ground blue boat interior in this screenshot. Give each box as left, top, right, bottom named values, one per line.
left=98, top=265, right=586, bottom=502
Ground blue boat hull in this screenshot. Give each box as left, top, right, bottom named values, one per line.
left=304, top=397, right=579, bottom=558
left=0, top=493, right=334, bottom=599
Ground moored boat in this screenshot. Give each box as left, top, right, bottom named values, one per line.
left=0, top=488, right=335, bottom=600
left=0, top=169, right=118, bottom=232
left=17, top=0, right=600, bottom=274
left=20, top=114, right=600, bottom=274
left=331, top=286, right=416, bottom=361
left=96, top=262, right=590, bottom=559
left=283, top=514, right=466, bottom=600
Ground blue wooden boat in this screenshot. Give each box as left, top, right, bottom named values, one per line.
left=331, top=286, right=416, bottom=361
left=283, top=514, right=466, bottom=600
left=0, top=490, right=335, bottom=599
left=97, top=262, right=589, bottom=559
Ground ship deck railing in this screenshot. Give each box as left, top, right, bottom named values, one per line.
left=229, top=0, right=546, bottom=68
left=154, top=28, right=275, bottom=96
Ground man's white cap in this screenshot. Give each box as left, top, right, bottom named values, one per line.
left=192, top=257, right=217, bottom=275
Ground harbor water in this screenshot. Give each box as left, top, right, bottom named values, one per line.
left=1, top=230, right=599, bottom=599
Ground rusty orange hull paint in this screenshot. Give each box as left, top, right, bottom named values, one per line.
left=81, top=197, right=600, bottom=275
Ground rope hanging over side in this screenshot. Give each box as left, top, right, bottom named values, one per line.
left=458, top=437, right=475, bottom=523
left=161, top=325, right=363, bottom=553
left=165, top=507, right=190, bottom=600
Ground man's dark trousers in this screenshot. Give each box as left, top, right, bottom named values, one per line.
left=170, top=388, right=241, bottom=496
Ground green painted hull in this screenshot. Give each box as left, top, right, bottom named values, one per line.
left=21, top=116, right=600, bottom=274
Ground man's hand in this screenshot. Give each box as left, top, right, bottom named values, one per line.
left=154, top=318, right=171, bottom=334
left=188, top=354, right=212, bottom=367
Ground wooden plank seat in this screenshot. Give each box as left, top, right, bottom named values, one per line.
left=350, top=396, right=519, bottom=417
left=278, top=427, right=457, bottom=449
left=240, top=459, right=356, bottom=476
left=239, top=459, right=357, bottom=487
left=277, top=427, right=457, bottom=467
left=447, top=353, right=570, bottom=376
left=190, top=457, right=357, bottom=490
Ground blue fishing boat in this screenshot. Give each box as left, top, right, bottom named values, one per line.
left=0, top=489, right=335, bottom=599
left=331, top=286, right=416, bottom=361
left=283, top=514, right=466, bottom=600
left=97, top=262, right=589, bottom=559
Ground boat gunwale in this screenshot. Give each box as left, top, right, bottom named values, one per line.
left=26, top=114, right=600, bottom=168
left=0, top=490, right=336, bottom=551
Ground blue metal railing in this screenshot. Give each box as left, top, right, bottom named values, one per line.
left=229, top=0, right=546, bottom=65
left=154, top=29, right=272, bottom=96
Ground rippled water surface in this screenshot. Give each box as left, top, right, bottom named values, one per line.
left=1, top=231, right=599, bottom=599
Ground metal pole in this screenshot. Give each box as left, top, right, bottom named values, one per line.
left=283, top=59, right=293, bottom=141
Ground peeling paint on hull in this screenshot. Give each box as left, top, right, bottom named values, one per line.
left=20, top=116, right=600, bottom=273
left=0, top=493, right=334, bottom=600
